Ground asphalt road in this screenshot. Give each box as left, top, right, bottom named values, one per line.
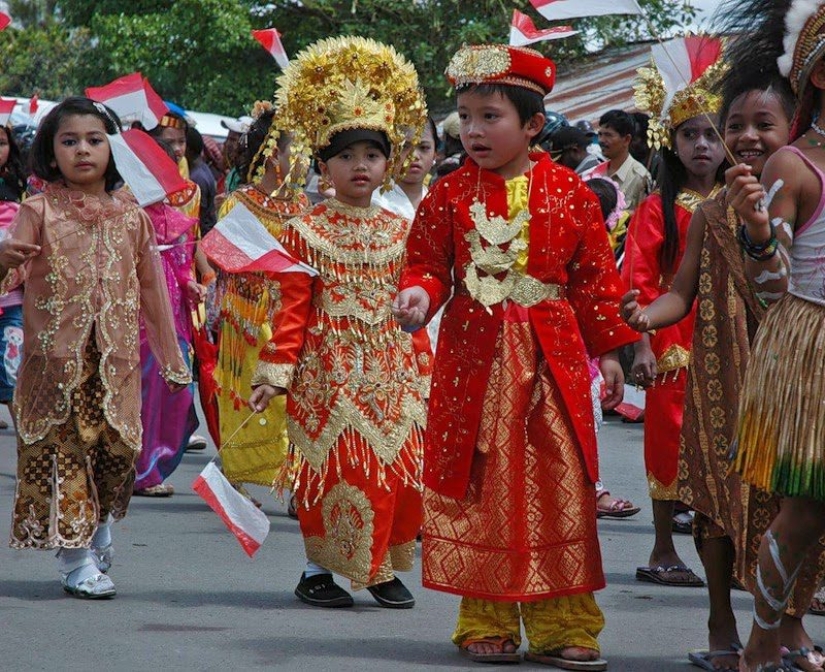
left=0, top=402, right=814, bottom=671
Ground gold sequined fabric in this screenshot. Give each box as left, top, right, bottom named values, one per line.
left=5, top=183, right=191, bottom=451
left=423, top=311, right=604, bottom=600
left=11, top=337, right=136, bottom=549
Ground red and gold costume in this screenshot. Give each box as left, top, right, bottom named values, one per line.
left=622, top=188, right=719, bottom=498
left=208, top=185, right=309, bottom=487
left=252, top=200, right=427, bottom=586
left=402, top=151, right=636, bottom=600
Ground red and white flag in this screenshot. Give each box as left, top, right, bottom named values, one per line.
left=0, top=99, right=15, bottom=127
left=107, top=128, right=189, bottom=207
left=86, top=72, right=169, bottom=130
left=193, top=461, right=270, bottom=558
left=0, top=12, right=11, bottom=31
left=530, top=0, right=642, bottom=20
left=652, top=36, right=724, bottom=117
left=202, top=201, right=317, bottom=276
left=510, top=10, right=577, bottom=46
left=28, top=95, right=38, bottom=115
left=252, top=28, right=289, bottom=70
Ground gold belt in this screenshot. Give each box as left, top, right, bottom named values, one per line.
left=462, top=265, right=565, bottom=308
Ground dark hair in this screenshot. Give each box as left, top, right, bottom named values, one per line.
left=238, top=110, right=294, bottom=183
left=425, top=116, right=439, bottom=147
left=456, top=83, right=544, bottom=125
left=714, top=0, right=801, bottom=136
left=585, top=177, right=619, bottom=223
left=29, top=96, right=122, bottom=191
left=153, top=138, right=178, bottom=163
left=185, top=126, right=204, bottom=165
left=657, top=128, right=725, bottom=272
left=599, top=109, right=635, bottom=138
left=0, top=125, right=26, bottom=202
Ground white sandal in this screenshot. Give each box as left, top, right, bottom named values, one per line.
left=61, top=568, right=116, bottom=599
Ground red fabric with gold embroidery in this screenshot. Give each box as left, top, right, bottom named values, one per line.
left=399, top=152, right=638, bottom=499
left=422, top=306, right=604, bottom=601
left=251, top=199, right=427, bottom=585
left=621, top=191, right=703, bottom=496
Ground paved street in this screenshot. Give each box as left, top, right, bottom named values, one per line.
left=0, top=402, right=817, bottom=671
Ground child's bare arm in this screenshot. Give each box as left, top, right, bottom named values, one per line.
left=727, top=154, right=798, bottom=304
left=622, top=206, right=707, bottom=332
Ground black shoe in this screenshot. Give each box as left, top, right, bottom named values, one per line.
left=366, top=577, right=415, bottom=609
left=294, top=572, right=354, bottom=608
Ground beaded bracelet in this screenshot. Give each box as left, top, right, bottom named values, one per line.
left=737, top=224, right=779, bottom=261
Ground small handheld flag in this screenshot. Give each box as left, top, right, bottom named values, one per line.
left=530, top=0, right=642, bottom=21
left=0, top=12, right=11, bottom=31
left=107, top=128, right=189, bottom=207
left=86, top=73, right=169, bottom=131
left=202, top=201, right=317, bottom=276
left=252, top=28, right=289, bottom=70
left=0, top=99, right=16, bottom=127
left=510, top=10, right=577, bottom=47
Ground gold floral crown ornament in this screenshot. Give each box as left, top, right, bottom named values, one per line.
left=445, top=44, right=556, bottom=96
left=633, top=45, right=726, bottom=150
left=246, top=100, right=281, bottom=185
left=274, top=36, right=427, bottom=192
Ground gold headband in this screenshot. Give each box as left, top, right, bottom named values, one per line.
left=159, top=114, right=186, bottom=130
left=634, top=58, right=725, bottom=150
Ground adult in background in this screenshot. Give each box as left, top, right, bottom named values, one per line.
left=587, top=109, right=652, bottom=212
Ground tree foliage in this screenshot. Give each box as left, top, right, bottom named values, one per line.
left=0, top=0, right=697, bottom=116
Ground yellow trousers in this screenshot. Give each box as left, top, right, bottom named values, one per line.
left=452, top=594, right=604, bottom=654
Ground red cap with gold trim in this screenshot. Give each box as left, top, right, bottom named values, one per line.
left=445, top=44, right=555, bottom=96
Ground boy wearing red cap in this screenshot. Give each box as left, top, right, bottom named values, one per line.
left=394, top=45, right=638, bottom=667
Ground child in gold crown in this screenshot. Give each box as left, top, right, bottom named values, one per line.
left=394, top=45, right=638, bottom=667
left=247, top=36, right=428, bottom=609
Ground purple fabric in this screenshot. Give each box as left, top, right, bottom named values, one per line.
left=135, top=204, right=198, bottom=489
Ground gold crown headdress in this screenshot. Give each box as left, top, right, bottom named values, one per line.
left=274, top=36, right=427, bottom=192
left=633, top=36, right=726, bottom=150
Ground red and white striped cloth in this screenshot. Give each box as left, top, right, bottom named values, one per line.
left=86, top=72, right=169, bottom=130
left=0, top=99, right=15, bottom=127
left=193, top=461, right=270, bottom=557
left=510, top=10, right=577, bottom=47
left=530, top=0, right=642, bottom=20
left=202, top=201, right=317, bottom=276
left=252, top=28, right=289, bottom=70
left=107, top=128, right=189, bottom=207
left=652, top=36, right=724, bottom=117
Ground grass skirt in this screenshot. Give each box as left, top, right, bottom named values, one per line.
left=734, top=293, right=825, bottom=499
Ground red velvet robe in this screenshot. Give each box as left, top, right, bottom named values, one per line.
left=400, top=152, right=638, bottom=499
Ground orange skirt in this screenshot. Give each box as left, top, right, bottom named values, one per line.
left=422, top=308, right=604, bottom=602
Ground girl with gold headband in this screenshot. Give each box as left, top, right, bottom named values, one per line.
left=201, top=104, right=309, bottom=501
left=723, top=0, right=825, bottom=670
left=247, top=36, right=428, bottom=609
left=621, top=44, right=727, bottom=590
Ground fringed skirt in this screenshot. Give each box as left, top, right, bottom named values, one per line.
left=734, top=293, right=825, bottom=500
